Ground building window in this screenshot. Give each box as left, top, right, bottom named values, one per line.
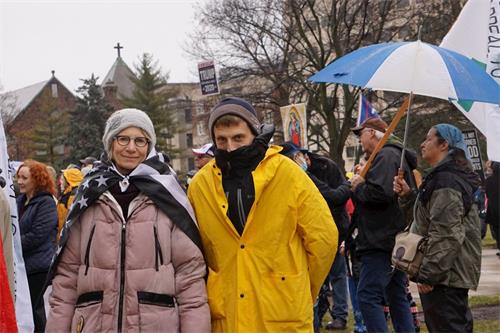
left=54, top=144, right=65, bottom=155
left=346, top=146, right=356, bottom=158
left=195, top=105, right=204, bottom=116
left=196, top=122, right=205, bottom=136
left=186, top=133, right=193, bottom=148
left=188, top=157, right=195, bottom=171
left=264, top=110, right=274, bottom=125
left=184, top=108, right=192, bottom=123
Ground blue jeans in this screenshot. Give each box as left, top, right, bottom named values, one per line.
left=313, top=252, right=348, bottom=331
left=349, top=276, right=367, bottom=333
left=358, top=252, right=415, bottom=333
left=331, top=253, right=348, bottom=321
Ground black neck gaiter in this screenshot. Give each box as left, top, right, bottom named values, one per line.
left=213, top=125, right=274, bottom=234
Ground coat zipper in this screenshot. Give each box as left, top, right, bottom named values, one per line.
left=84, top=225, right=96, bottom=275
left=154, top=226, right=164, bottom=271
left=117, top=221, right=126, bottom=333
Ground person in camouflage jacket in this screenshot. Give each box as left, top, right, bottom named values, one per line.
left=394, top=124, right=481, bottom=333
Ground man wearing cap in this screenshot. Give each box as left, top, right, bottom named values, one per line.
left=349, top=117, right=417, bottom=333
left=187, top=97, right=337, bottom=332
left=193, top=143, right=215, bottom=170
left=79, top=156, right=97, bottom=176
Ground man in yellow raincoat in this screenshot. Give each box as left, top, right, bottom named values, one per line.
left=188, top=97, right=338, bottom=332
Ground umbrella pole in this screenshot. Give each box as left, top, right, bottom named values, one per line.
left=398, top=92, right=414, bottom=178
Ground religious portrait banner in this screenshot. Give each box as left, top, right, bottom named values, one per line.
left=280, top=103, right=307, bottom=148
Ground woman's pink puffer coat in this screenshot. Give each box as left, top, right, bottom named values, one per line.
left=46, top=192, right=210, bottom=332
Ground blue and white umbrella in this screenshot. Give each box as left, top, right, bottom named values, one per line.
left=309, top=40, right=500, bottom=104
left=310, top=40, right=500, bottom=173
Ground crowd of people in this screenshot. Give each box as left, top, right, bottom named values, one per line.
left=0, top=96, right=498, bottom=333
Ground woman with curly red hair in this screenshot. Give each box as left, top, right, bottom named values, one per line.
left=16, top=159, right=58, bottom=332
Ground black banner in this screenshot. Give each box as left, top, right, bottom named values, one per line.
left=462, top=129, right=485, bottom=182
left=198, top=60, right=219, bottom=96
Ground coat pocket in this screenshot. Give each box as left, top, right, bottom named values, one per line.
left=206, top=268, right=226, bottom=320
left=71, top=291, right=103, bottom=332
left=137, top=291, right=179, bottom=332
left=261, top=272, right=310, bottom=322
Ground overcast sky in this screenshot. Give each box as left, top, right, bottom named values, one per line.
left=0, top=0, right=204, bottom=93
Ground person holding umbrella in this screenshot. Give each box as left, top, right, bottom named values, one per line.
left=394, top=124, right=481, bottom=333
left=349, top=116, right=418, bottom=333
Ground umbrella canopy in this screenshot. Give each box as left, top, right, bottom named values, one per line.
left=309, top=40, right=500, bottom=105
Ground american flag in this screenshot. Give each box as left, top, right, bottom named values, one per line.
left=357, top=94, right=379, bottom=126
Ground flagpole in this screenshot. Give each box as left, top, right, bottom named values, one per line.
left=353, top=93, right=363, bottom=167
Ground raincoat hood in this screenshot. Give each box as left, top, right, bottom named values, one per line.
left=62, top=168, right=83, bottom=188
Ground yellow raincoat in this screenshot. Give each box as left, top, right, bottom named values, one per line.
left=188, top=146, right=338, bottom=332
left=56, top=168, right=83, bottom=239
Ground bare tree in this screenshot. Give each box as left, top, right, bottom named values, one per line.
left=189, top=0, right=463, bottom=171
left=0, top=86, right=17, bottom=126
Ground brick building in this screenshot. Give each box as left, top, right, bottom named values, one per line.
left=2, top=71, right=76, bottom=162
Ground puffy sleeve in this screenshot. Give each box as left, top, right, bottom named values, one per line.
left=46, top=218, right=82, bottom=332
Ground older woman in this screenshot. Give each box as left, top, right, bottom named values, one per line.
left=46, top=108, right=210, bottom=332
left=394, top=124, right=481, bottom=333
left=16, top=159, right=58, bottom=332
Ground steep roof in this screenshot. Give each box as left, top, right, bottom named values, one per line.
left=1, top=76, right=75, bottom=125
left=2, top=80, right=48, bottom=121
left=101, top=57, right=136, bottom=99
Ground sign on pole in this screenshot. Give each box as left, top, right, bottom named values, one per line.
left=280, top=103, right=307, bottom=149
left=198, top=60, right=219, bottom=96
left=462, top=129, right=485, bottom=181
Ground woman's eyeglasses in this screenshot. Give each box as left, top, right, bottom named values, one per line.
left=114, top=135, right=150, bottom=147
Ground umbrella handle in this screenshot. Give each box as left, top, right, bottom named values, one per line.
left=360, top=96, right=410, bottom=179
left=398, top=167, right=404, bottom=179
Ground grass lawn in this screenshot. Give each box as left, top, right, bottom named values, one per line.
left=320, top=294, right=500, bottom=333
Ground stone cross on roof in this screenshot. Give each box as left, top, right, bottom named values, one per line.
left=114, top=42, right=123, bottom=58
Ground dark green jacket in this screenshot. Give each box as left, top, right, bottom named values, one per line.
left=410, top=158, right=481, bottom=289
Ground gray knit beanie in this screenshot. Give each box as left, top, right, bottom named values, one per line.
left=102, top=108, right=156, bottom=159
left=208, top=97, right=260, bottom=139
